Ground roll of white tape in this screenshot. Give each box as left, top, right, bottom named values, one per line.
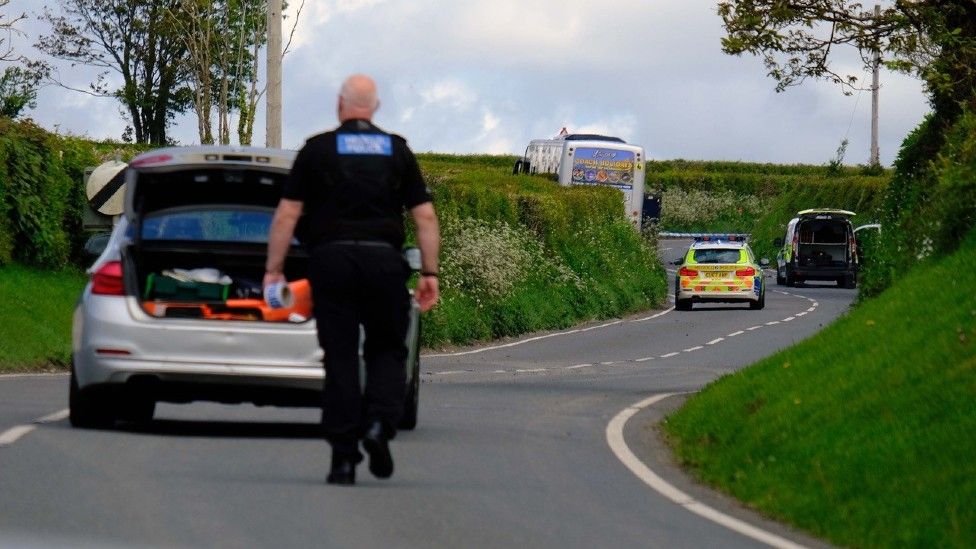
left=264, top=282, right=294, bottom=309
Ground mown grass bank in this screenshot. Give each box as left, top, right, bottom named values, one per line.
left=0, top=265, right=87, bottom=372
left=663, top=230, right=976, bottom=547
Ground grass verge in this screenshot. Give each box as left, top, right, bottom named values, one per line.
left=663, top=230, right=976, bottom=547
left=0, top=264, right=87, bottom=373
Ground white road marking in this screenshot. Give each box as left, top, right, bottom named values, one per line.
left=516, top=368, right=547, bottom=373
left=706, top=338, right=724, bottom=345
left=607, top=394, right=808, bottom=549
left=795, top=312, right=807, bottom=317
left=1, top=408, right=73, bottom=448
left=566, top=364, right=591, bottom=370
left=727, top=330, right=744, bottom=337
left=782, top=317, right=795, bottom=322
left=660, top=352, right=679, bottom=358
left=766, top=321, right=780, bottom=326
left=806, top=307, right=816, bottom=313
left=600, top=361, right=616, bottom=366
left=635, top=357, right=655, bottom=362
left=35, top=409, right=69, bottom=424
left=683, top=346, right=703, bottom=353
left=424, top=305, right=674, bottom=358
left=0, top=425, right=36, bottom=447
left=633, top=307, right=676, bottom=322
left=812, top=302, right=819, bottom=307
left=437, top=370, right=467, bottom=375
left=747, top=325, right=762, bottom=331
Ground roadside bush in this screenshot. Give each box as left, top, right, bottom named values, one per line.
left=860, top=106, right=976, bottom=297
left=0, top=117, right=148, bottom=268
left=416, top=158, right=667, bottom=348
left=661, top=187, right=766, bottom=232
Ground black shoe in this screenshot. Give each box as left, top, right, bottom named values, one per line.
left=326, top=456, right=357, bottom=485
left=362, top=421, right=394, bottom=479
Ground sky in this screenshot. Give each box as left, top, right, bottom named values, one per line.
left=6, top=0, right=931, bottom=167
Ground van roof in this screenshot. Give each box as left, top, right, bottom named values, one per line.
left=797, top=208, right=856, bottom=218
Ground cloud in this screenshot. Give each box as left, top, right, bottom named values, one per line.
left=12, top=0, right=929, bottom=166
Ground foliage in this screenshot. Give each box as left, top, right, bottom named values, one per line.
left=825, top=138, right=849, bottom=176
left=166, top=0, right=270, bottom=145
left=861, top=106, right=976, bottom=296
left=718, top=1, right=976, bottom=106
left=0, top=65, right=41, bottom=118
left=0, top=117, right=148, bottom=267
left=415, top=155, right=667, bottom=348
left=0, top=0, right=26, bottom=62
left=664, top=228, right=976, bottom=548
left=660, top=187, right=766, bottom=233
left=37, top=0, right=191, bottom=145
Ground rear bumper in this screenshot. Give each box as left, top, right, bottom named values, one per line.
left=73, top=291, right=323, bottom=391
left=791, top=266, right=855, bottom=280
left=676, top=288, right=760, bottom=303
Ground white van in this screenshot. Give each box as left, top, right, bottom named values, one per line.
left=514, top=133, right=646, bottom=226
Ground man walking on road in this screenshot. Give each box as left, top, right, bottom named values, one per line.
left=264, top=74, right=440, bottom=485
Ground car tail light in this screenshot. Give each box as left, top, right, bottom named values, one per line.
left=735, top=267, right=756, bottom=277
left=92, top=261, right=125, bottom=295
left=678, top=267, right=698, bottom=277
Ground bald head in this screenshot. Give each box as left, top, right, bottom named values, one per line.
left=338, top=74, right=379, bottom=122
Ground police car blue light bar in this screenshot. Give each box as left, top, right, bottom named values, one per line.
left=687, top=233, right=751, bottom=242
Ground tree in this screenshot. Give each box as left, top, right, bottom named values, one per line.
left=36, top=0, right=191, bottom=145
left=0, top=65, right=43, bottom=118
left=718, top=1, right=976, bottom=110
left=1, top=0, right=27, bottom=62
left=168, top=0, right=303, bottom=145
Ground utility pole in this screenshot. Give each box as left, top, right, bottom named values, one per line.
left=870, top=3, right=880, bottom=167
left=266, top=0, right=282, bottom=148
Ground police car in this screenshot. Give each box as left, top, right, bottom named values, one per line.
left=673, top=235, right=769, bottom=311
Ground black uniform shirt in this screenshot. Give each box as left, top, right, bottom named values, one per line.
left=282, top=119, right=431, bottom=248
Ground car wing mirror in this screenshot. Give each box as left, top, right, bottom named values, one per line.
left=403, top=247, right=422, bottom=271
left=672, top=258, right=683, bottom=266
left=760, top=258, right=770, bottom=267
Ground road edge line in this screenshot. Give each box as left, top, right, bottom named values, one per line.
left=606, top=393, right=807, bottom=549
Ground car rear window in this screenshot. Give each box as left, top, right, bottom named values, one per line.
left=693, top=248, right=743, bottom=264
left=142, top=210, right=273, bottom=243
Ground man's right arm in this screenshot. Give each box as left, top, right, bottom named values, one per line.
left=410, top=201, right=440, bottom=312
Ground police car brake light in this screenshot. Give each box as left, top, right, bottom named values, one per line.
left=735, top=267, right=756, bottom=277
left=678, top=267, right=698, bottom=277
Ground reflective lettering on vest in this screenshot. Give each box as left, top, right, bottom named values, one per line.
left=337, top=133, right=393, bottom=156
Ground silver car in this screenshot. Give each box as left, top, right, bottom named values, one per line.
left=71, top=146, right=422, bottom=429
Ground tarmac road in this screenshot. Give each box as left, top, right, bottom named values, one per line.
left=0, top=239, right=851, bottom=548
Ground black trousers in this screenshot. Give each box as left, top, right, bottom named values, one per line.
left=309, top=243, right=410, bottom=458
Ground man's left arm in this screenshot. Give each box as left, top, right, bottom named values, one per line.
left=264, top=198, right=304, bottom=288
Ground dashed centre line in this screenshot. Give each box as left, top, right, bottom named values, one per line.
left=426, top=290, right=821, bottom=378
